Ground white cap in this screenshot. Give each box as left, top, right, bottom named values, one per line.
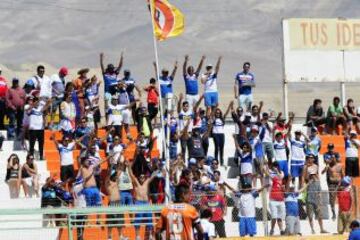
left=251, top=125, right=259, bottom=132
left=350, top=130, right=357, bottom=135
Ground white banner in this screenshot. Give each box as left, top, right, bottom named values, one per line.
left=283, top=18, right=360, bottom=82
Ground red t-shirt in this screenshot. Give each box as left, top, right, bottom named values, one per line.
left=269, top=176, right=284, bottom=201
left=200, top=194, right=226, bottom=222
left=147, top=87, right=158, bottom=105
left=0, top=77, right=8, bottom=98
left=338, top=188, right=352, bottom=212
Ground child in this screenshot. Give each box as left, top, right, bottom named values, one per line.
left=144, top=78, right=159, bottom=124
left=232, top=182, right=267, bottom=237
left=273, top=132, right=289, bottom=178
left=287, top=129, right=306, bottom=186
left=337, top=176, right=354, bottom=234
left=199, top=209, right=216, bottom=240
left=284, top=183, right=308, bottom=235
left=233, top=135, right=253, bottom=188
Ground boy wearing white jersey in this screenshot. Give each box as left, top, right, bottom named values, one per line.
left=273, top=132, right=289, bottom=178
left=287, top=130, right=306, bottom=186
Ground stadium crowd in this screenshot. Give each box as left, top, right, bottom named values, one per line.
left=1, top=54, right=359, bottom=240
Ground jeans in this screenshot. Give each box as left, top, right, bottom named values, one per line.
left=120, top=190, right=133, bottom=205
left=29, top=129, right=45, bottom=159
left=213, top=133, right=225, bottom=166
left=7, top=107, right=24, bottom=137
left=0, top=99, right=5, bottom=129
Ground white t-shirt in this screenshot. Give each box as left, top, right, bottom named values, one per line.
left=212, top=118, right=225, bottom=134
left=262, top=122, right=273, bottom=143
left=202, top=73, right=218, bottom=93
left=345, top=138, right=360, bottom=158
left=33, top=75, right=52, bottom=98
left=58, top=142, right=75, bottom=166
left=274, top=139, right=287, bottom=161
left=29, top=103, right=45, bottom=130
left=290, top=139, right=306, bottom=161
left=118, top=169, right=133, bottom=191
left=109, top=144, right=124, bottom=164
left=107, top=104, right=126, bottom=126
left=234, top=190, right=259, bottom=218
left=178, top=109, right=194, bottom=132
left=200, top=219, right=216, bottom=239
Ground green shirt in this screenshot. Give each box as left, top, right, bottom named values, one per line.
left=327, top=104, right=343, bottom=117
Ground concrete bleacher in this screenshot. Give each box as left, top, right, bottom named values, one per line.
left=0, top=124, right=358, bottom=239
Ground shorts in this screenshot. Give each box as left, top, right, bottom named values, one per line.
left=51, top=97, right=63, bottom=113
left=204, top=92, right=218, bottom=107
left=83, top=187, right=102, bottom=207
left=147, top=103, right=158, bottom=119
left=185, top=94, right=199, bottom=108
left=60, top=165, right=75, bottom=182
left=120, top=190, right=133, bottom=205
left=134, top=200, right=153, bottom=229
left=238, top=94, right=253, bottom=110
left=285, top=216, right=300, bottom=235
left=240, top=174, right=252, bottom=188
left=239, top=217, right=256, bottom=236
left=290, top=160, right=304, bottom=178
left=345, top=157, right=359, bottom=177
left=161, top=93, right=175, bottom=112
left=269, top=201, right=285, bottom=220
left=306, top=202, right=323, bottom=220
left=253, top=158, right=264, bottom=176
left=23, top=177, right=33, bottom=187
left=107, top=200, right=124, bottom=225
left=119, top=105, right=131, bottom=124
left=277, top=160, right=289, bottom=177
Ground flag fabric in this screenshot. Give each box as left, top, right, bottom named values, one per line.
left=149, top=0, right=185, bottom=41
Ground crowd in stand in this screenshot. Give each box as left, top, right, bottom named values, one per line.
left=0, top=54, right=359, bottom=240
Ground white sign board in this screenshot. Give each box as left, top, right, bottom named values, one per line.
left=283, top=18, right=360, bottom=82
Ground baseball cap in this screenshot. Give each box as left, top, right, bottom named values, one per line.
left=350, top=220, right=360, bottom=229
left=251, top=125, right=259, bottom=132
left=206, top=64, right=213, bottom=68
left=262, top=112, right=269, bottom=118
left=294, top=129, right=301, bottom=134
left=12, top=78, right=19, bottom=83
left=59, top=67, right=69, bottom=76
left=350, top=130, right=357, bottom=135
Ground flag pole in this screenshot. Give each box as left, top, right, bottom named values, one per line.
left=149, top=0, right=171, bottom=204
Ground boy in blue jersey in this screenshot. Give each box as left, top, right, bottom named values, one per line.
left=234, top=62, right=255, bottom=112
left=284, top=183, right=308, bottom=235
left=153, top=61, right=178, bottom=115
left=201, top=56, right=222, bottom=114
left=273, top=132, right=289, bottom=178
left=183, top=55, right=205, bottom=108
left=305, top=127, right=321, bottom=165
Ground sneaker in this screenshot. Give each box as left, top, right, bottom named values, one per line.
left=311, top=229, right=315, bottom=234
left=280, top=230, right=285, bottom=235
left=320, top=230, right=329, bottom=234
left=269, top=230, right=274, bottom=236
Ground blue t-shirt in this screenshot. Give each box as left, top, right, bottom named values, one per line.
left=184, top=74, right=199, bottom=95
left=235, top=71, right=255, bottom=95
left=284, top=192, right=299, bottom=216
left=159, top=76, right=173, bottom=98
left=349, top=229, right=360, bottom=240
left=306, top=136, right=321, bottom=156
left=103, top=73, right=118, bottom=93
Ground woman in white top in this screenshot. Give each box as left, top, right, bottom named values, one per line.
left=210, top=101, right=232, bottom=167
left=27, top=97, right=52, bottom=160
left=59, top=93, right=76, bottom=136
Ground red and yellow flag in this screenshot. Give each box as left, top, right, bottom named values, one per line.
left=149, top=0, right=185, bottom=41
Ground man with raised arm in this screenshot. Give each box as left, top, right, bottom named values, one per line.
left=154, top=60, right=178, bottom=114
left=201, top=56, right=222, bottom=115
left=183, top=55, right=205, bottom=108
